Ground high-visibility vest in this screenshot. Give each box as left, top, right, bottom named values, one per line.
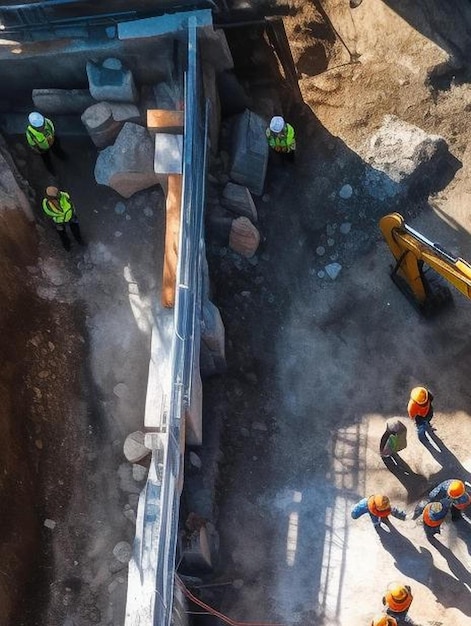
left=407, top=398, right=432, bottom=419
left=266, top=123, right=296, bottom=152
left=42, top=192, right=74, bottom=224
left=367, top=495, right=391, bottom=518
left=26, top=118, right=55, bottom=153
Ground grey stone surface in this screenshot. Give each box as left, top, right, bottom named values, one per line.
left=325, top=262, right=342, bottom=280
left=340, top=222, right=352, bottom=234
left=221, top=182, right=258, bottom=222
left=113, top=382, right=129, bottom=398
left=339, top=184, right=353, bottom=199
left=360, top=115, right=449, bottom=199
left=44, top=519, right=56, bottom=529
left=200, top=299, right=226, bottom=378
left=112, top=541, right=132, bottom=564
left=82, top=102, right=123, bottom=148
left=124, top=431, right=150, bottom=463
left=132, top=463, right=148, bottom=481
left=153, top=133, right=183, bottom=174
left=87, top=58, right=138, bottom=103
left=190, top=451, right=202, bottom=469
left=95, top=123, right=161, bottom=197
left=229, top=109, right=268, bottom=196
left=32, top=88, right=95, bottom=114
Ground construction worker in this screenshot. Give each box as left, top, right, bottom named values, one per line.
left=382, top=582, right=413, bottom=623
left=371, top=614, right=397, bottom=626
left=380, top=419, right=407, bottom=462
left=428, top=478, right=471, bottom=520
left=42, top=186, right=84, bottom=251
left=351, top=494, right=406, bottom=528
left=407, top=386, right=434, bottom=443
left=422, top=501, right=449, bottom=537
left=26, top=111, right=66, bottom=174
left=265, top=116, right=296, bottom=160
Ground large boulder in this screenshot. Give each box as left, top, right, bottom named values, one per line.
left=229, top=216, right=260, bottom=258
left=94, top=123, right=162, bottom=198
left=200, top=299, right=226, bottom=378
left=222, top=182, right=257, bottom=222
left=82, top=102, right=141, bottom=148
left=86, top=58, right=138, bottom=103
left=32, top=88, right=95, bottom=114
left=360, top=115, right=450, bottom=200
left=229, top=109, right=268, bottom=197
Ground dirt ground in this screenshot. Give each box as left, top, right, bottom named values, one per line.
left=199, top=2, right=471, bottom=625
left=0, top=133, right=164, bottom=626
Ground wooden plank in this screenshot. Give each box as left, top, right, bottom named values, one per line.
left=147, top=109, right=184, bottom=133
left=162, top=173, right=182, bottom=308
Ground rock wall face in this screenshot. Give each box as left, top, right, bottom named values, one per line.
left=0, top=144, right=39, bottom=625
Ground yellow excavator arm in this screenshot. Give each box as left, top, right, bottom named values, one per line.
left=379, top=212, right=471, bottom=314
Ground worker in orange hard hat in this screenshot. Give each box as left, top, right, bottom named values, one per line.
left=371, top=614, right=397, bottom=626
left=422, top=501, right=450, bottom=537
left=351, top=494, right=406, bottom=529
left=382, top=582, right=413, bottom=622
left=427, top=479, right=471, bottom=521
left=407, top=386, right=434, bottom=444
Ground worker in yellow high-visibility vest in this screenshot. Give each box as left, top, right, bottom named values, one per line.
left=42, top=186, right=84, bottom=251
left=26, top=112, right=67, bottom=174
left=265, top=116, right=296, bottom=161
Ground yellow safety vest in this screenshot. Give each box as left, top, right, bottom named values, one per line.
left=42, top=192, right=74, bottom=224
left=266, top=123, right=296, bottom=153
left=26, top=118, right=55, bottom=153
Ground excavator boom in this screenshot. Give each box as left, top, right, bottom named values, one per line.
left=379, top=212, right=471, bottom=315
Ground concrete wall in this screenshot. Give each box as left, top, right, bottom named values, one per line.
left=0, top=34, right=175, bottom=96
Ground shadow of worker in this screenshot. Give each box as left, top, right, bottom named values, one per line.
left=422, top=430, right=471, bottom=483
left=378, top=524, right=471, bottom=616
left=382, top=456, right=429, bottom=503
left=427, top=535, right=471, bottom=613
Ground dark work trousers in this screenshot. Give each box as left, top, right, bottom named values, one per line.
left=40, top=136, right=68, bottom=175
left=56, top=216, right=84, bottom=251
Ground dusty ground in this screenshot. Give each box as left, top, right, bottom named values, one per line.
left=199, top=2, right=471, bottom=626
left=0, top=134, right=164, bottom=626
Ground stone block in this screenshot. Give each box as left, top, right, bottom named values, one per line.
left=200, top=299, right=226, bottom=378
left=222, top=182, right=258, bottom=222
left=87, top=58, right=138, bottom=103
left=360, top=114, right=450, bottom=200
left=154, top=134, right=183, bottom=174
left=109, top=172, right=164, bottom=199
left=147, top=109, right=184, bottom=133
left=123, top=431, right=150, bottom=463
left=32, top=88, right=95, bottom=114
left=200, top=26, right=234, bottom=72
left=95, top=123, right=165, bottom=196
left=81, top=102, right=123, bottom=148
left=229, top=216, right=260, bottom=258
left=180, top=526, right=213, bottom=573
left=202, top=62, right=220, bottom=154
left=229, top=109, right=268, bottom=196
left=185, top=366, right=202, bottom=446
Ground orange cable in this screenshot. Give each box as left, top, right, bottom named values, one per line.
left=176, top=576, right=284, bottom=626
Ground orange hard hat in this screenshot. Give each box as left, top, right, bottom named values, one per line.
left=46, top=186, right=59, bottom=198
left=410, top=387, right=428, bottom=405
left=384, top=582, right=413, bottom=612
left=374, top=495, right=391, bottom=512
left=371, top=614, right=397, bottom=626
left=447, top=479, right=465, bottom=499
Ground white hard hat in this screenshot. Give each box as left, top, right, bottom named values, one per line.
left=28, top=111, right=45, bottom=128
left=269, top=116, right=285, bottom=133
